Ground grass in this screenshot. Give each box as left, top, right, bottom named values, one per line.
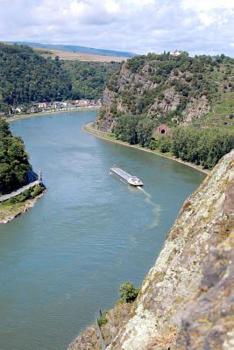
left=194, top=92, right=234, bottom=130
left=0, top=201, right=27, bottom=222
left=0, top=184, right=45, bottom=223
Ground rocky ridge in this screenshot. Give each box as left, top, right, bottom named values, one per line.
left=97, top=53, right=234, bottom=132
left=68, top=149, right=234, bottom=350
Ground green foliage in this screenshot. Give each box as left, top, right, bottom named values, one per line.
left=137, top=118, right=155, bottom=147
left=171, top=127, right=234, bottom=168
left=30, top=184, right=44, bottom=197
left=0, top=43, right=119, bottom=111
left=119, top=282, right=139, bottom=303
left=3, top=184, right=44, bottom=204
left=0, top=43, right=72, bottom=108
left=114, top=112, right=233, bottom=168
left=0, top=118, right=31, bottom=194
left=105, top=51, right=234, bottom=127
left=126, top=55, right=145, bottom=73
left=114, top=114, right=139, bottom=144
left=103, top=52, right=234, bottom=168
left=150, top=135, right=172, bottom=153
left=114, top=114, right=155, bottom=147
left=63, top=61, right=119, bottom=100
left=97, top=312, right=108, bottom=327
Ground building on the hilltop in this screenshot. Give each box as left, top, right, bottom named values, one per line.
left=170, top=50, right=182, bottom=57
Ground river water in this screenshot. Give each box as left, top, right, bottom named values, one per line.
left=0, top=111, right=204, bottom=350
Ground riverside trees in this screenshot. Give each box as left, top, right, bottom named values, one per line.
left=113, top=114, right=234, bottom=169
left=0, top=119, right=31, bottom=194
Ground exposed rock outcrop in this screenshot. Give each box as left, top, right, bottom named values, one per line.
left=97, top=54, right=234, bottom=132
left=68, top=150, right=234, bottom=350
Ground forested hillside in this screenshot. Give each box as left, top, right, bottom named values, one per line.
left=63, top=60, right=119, bottom=100
left=0, top=118, right=31, bottom=194
left=97, top=52, right=234, bottom=168
left=0, top=43, right=119, bottom=113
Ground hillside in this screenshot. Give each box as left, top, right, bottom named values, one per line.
left=68, top=149, right=234, bottom=350
left=63, top=60, right=119, bottom=100
left=0, top=43, right=118, bottom=112
left=96, top=52, right=234, bottom=169
left=98, top=52, right=234, bottom=131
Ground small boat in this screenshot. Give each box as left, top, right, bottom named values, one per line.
left=110, top=167, right=143, bottom=186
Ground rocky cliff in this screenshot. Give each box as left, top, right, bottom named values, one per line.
left=97, top=53, right=234, bottom=132
left=68, top=150, right=234, bottom=350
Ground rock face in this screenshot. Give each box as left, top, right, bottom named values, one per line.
left=97, top=60, right=211, bottom=132
left=68, top=150, right=234, bottom=350
left=97, top=54, right=234, bottom=132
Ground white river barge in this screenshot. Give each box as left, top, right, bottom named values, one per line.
left=110, top=167, right=143, bottom=186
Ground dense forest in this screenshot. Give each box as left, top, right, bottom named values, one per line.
left=0, top=43, right=119, bottom=113
left=63, top=60, right=119, bottom=100
left=97, top=52, right=234, bottom=168
left=114, top=114, right=234, bottom=169
left=0, top=118, right=32, bottom=194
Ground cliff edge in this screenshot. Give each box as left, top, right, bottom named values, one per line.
left=68, top=150, right=234, bottom=350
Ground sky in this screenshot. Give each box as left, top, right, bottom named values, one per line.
left=0, top=0, right=234, bottom=56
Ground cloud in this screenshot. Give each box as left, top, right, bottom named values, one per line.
left=0, top=0, right=233, bottom=56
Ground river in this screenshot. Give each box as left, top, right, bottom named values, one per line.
left=0, top=111, right=204, bottom=350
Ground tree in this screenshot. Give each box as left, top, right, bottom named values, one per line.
left=0, top=118, right=31, bottom=194
left=114, top=114, right=139, bottom=144
left=119, top=282, right=139, bottom=303
left=136, top=118, right=155, bottom=147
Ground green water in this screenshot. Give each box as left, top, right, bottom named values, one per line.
left=0, top=111, right=204, bottom=350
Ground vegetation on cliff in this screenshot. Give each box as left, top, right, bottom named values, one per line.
left=97, top=52, right=234, bottom=169
left=100, top=51, right=234, bottom=126
left=0, top=43, right=119, bottom=113
left=0, top=118, right=31, bottom=194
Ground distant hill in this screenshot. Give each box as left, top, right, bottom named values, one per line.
left=0, top=43, right=119, bottom=112
left=12, top=42, right=135, bottom=59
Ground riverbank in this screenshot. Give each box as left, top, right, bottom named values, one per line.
left=6, top=106, right=100, bottom=123
left=84, top=122, right=210, bottom=175
left=0, top=183, right=45, bottom=224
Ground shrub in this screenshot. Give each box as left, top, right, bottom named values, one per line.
left=97, top=312, right=108, bottom=327
left=31, top=184, right=44, bottom=198
left=158, top=136, right=172, bottom=153
left=119, top=282, right=139, bottom=303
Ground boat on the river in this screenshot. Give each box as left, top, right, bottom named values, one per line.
left=110, top=166, right=143, bottom=186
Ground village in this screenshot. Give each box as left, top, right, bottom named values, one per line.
left=9, top=99, right=102, bottom=116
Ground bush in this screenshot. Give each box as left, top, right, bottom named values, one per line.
left=97, top=312, right=108, bottom=327
left=119, top=282, right=139, bottom=303
left=158, top=136, right=172, bottom=153
left=31, top=184, right=44, bottom=197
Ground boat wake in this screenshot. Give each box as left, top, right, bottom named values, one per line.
left=137, top=186, right=161, bottom=228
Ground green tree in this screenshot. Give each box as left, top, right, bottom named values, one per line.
left=114, top=114, right=139, bottom=144
left=119, top=282, right=139, bottom=303
left=136, top=118, right=155, bottom=147
left=0, top=118, right=31, bottom=194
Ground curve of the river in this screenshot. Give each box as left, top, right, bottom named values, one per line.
left=0, top=111, right=204, bottom=350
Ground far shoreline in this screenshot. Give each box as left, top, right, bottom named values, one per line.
left=5, top=106, right=100, bottom=123
left=84, top=122, right=210, bottom=176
